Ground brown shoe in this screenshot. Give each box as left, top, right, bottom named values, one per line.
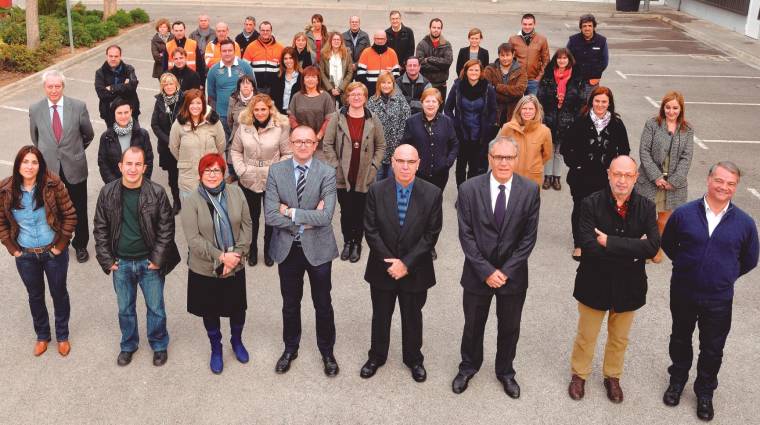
left=604, top=377, right=624, bottom=403
left=552, top=176, right=562, bottom=190
left=542, top=176, right=551, bottom=190
left=568, top=374, right=585, bottom=400
left=34, top=340, right=48, bottom=357
left=652, top=248, right=664, bottom=264
left=58, top=341, right=71, bottom=356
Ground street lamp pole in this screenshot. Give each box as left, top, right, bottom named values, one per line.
left=65, top=0, right=75, bottom=53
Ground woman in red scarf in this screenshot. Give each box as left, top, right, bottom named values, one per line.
left=537, top=48, right=585, bottom=190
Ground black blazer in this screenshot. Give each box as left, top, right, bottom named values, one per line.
left=457, top=172, right=540, bottom=295
left=271, top=72, right=304, bottom=114
left=455, top=47, right=490, bottom=78
left=574, top=187, right=660, bottom=312
left=364, top=177, right=443, bottom=292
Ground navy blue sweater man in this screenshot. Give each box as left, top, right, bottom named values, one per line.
left=661, top=161, right=759, bottom=422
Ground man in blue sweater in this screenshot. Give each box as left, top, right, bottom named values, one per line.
left=661, top=161, right=759, bottom=422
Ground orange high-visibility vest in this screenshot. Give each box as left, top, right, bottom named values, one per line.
left=166, top=38, right=199, bottom=71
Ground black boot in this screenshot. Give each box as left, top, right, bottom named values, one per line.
left=340, top=241, right=352, bottom=261
left=248, top=247, right=258, bottom=267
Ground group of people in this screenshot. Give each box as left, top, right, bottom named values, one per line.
left=0, top=9, right=757, bottom=423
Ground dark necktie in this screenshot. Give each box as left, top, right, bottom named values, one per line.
left=494, top=184, right=506, bottom=228
left=398, top=188, right=409, bottom=226
left=52, top=104, right=63, bottom=143
left=296, top=165, right=308, bottom=206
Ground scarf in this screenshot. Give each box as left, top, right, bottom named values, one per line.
left=461, top=79, right=488, bottom=101
left=158, top=32, right=170, bottom=43
left=242, top=31, right=254, bottom=39
left=521, top=30, right=534, bottom=46
left=162, top=92, right=179, bottom=107
left=113, top=119, right=133, bottom=136
left=253, top=116, right=271, bottom=130
left=372, top=44, right=388, bottom=54
left=198, top=181, right=235, bottom=252
left=554, top=66, right=572, bottom=107
left=380, top=93, right=391, bottom=104
left=239, top=91, right=254, bottom=105
left=590, top=110, right=611, bottom=135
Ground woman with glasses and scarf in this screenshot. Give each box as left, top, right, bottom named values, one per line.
left=151, top=73, right=184, bottom=214
left=98, top=97, right=154, bottom=184
left=181, top=153, right=252, bottom=374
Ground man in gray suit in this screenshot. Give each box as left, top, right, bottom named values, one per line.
left=265, top=125, right=340, bottom=377
left=30, top=70, right=95, bottom=263
left=451, top=136, right=540, bottom=397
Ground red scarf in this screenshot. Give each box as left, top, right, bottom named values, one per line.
left=554, top=66, right=572, bottom=108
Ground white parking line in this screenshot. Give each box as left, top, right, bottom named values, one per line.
left=122, top=57, right=155, bottom=64
left=748, top=188, right=760, bottom=200
left=563, top=23, right=665, bottom=30
left=0, top=105, right=106, bottom=126
left=693, top=136, right=709, bottom=150
left=607, top=37, right=699, bottom=42
left=66, top=77, right=159, bottom=93
left=0, top=159, right=12, bottom=166
left=620, top=71, right=760, bottom=79
left=644, top=96, right=659, bottom=108
left=642, top=97, right=760, bottom=107
left=615, top=54, right=733, bottom=59
left=700, top=139, right=760, bottom=144
left=616, top=70, right=628, bottom=80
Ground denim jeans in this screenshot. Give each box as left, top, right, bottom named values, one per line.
left=375, top=163, right=393, bottom=181
left=15, top=249, right=70, bottom=341
left=525, top=79, right=539, bottom=96
left=112, top=258, right=169, bottom=352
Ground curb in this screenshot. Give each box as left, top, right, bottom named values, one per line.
left=0, top=23, right=151, bottom=102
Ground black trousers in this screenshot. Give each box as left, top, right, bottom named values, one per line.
left=202, top=311, right=245, bottom=331
left=569, top=186, right=596, bottom=249
left=59, top=168, right=88, bottom=250
left=668, top=296, right=733, bottom=399
left=459, top=289, right=527, bottom=378
left=420, top=168, right=450, bottom=193
left=455, top=141, right=487, bottom=188
left=241, top=186, right=273, bottom=257
left=278, top=245, right=335, bottom=356
left=368, top=286, right=428, bottom=367
left=337, top=189, right=367, bottom=244
left=166, top=166, right=180, bottom=206
left=433, top=83, right=447, bottom=104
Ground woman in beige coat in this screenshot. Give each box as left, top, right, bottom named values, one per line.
left=230, top=94, right=292, bottom=267
left=169, top=89, right=226, bottom=196
left=323, top=81, right=386, bottom=263
left=498, top=94, right=552, bottom=186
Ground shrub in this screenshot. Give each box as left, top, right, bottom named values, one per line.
left=0, top=43, right=53, bottom=73
left=129, top=8, right=150, bottom=24
left=85, top=22, right=108, bottom=42
left=107, top=10, right=133, bottom=28
left=71, top=23, right=93, bottom=47
left=103, top=21, right=119, bottom=37
left=0, top=21, right=26, bottom=45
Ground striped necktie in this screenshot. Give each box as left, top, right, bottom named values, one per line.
left=296, top=165, right=308, bottom=206
left=398, top=187, right=409, bottom=226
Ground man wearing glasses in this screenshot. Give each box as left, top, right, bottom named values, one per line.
left=265, top=126, right=340, bottom=377
left=360, top=145, right=443, bottom=382
left=451, top=136, right=540, bottom=397
left=567, top=155, right=660, bottom=404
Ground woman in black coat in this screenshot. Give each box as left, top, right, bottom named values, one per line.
left=270, top=47, right=304, bottom=114
left=562, top=86, right=630, bottom=260
left=537, top=48, right=584, bottom=191
left=401, top=87, right=459, bottom=191
left=97, top=98, right=154, bottom=184
left=150, top=73, right=184, bottom=214
left=455, top=28, right=490, bottom=77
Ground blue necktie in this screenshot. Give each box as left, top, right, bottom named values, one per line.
left=398, top=188, right=409, bottom=226
left=494, top=184, right=506, bottom=228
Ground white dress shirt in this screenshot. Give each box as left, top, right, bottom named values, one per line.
left=48, top=97, right=64, bottom=123
left=490, top=173, right=513, bottom=213
left=704, top=196, right=729, bottom=237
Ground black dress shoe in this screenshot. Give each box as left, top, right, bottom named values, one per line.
left=117, top=350, right=135, bottom=366
left=340, top=242, right=352, bottom=261
left=322, top=354, right=339, bottom=377
left=264, top=254, right=274, bottom=267
left=663, top=383, right=684, bottom=406
left=697, top=398, right=714, bottom=421
left=349, top=242, right=362, bottom=263
left=360, top=359, right=382, bottom=378
left=172, top=202, right=181, bottom=216
left=248, top=254, right=258, bottom=267
left=430, top=248, right=437, bottom=261
left=275, top=351, right=298, bottom=374
left=411, top=364, right=427, bottom=382
left=153, top=350, right=168, bottom=367
left=499, top=376, right=520, bottom=399
left=75, top=248, right=89, bottom=263
left=452, top=372, right=473, bottom=394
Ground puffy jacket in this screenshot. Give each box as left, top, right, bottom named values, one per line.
left=169, top=109, right=227, bottom=192
left=483, top=59, right=527, bottom=125
left=230, top=110, right=293, bottom=193
left=150, top=92, right=184, bottom=169
left=443, top=79, right=499, bottom=146
left=536, top=62, right=584, bottom=141
left=97, top=121, right=154, bottom=184
left=401, top=112, right=459, bottom=178
left=366, top=90, right=411, bottom=164
left=94, top=61, right=140, bottom=125
left=396, top=73, right=432, bottom=115
left=0, top=173, right=77, bottom=254
left=242, top=37, right=284, bottom=94
left=508, top=32, right=550, bottom=81
left=416, top=35, right=453, bottom=85
left=385, top=25, right=415, bottom=71
left=566, top=32, right=609, bottom=80
left=498, top=119, right=552, bottom=185
left=322, top=107, right=387, bottom=193
left=93, top=178, right=181, bottom=277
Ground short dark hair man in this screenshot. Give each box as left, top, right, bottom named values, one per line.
left=395, top=57, right=432, bottom=115
left=360, top=144, right=442, bottom=382
left=385, top=11, right=415, bottom=74
left=167, top=21, right=207, bottom=85
left=93, top=147, right=181, bottom=368
left=507, top=13, right=549, bottom=95
left=95, top=45, right=140, bottom=128
left=416, top=18, right=453, bottom=100
left=661, top=161, right=758, bottom=422
left=566, top=14, right=609, bottom=102
left=235, top=16, right=259, bottom=55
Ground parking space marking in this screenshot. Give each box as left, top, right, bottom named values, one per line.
left=700, top=139, right=760, bottom=144
left=0, top=159, right=12, bottom=167
left=607, top=37, right=699, bottom=42
left=0, top=105, right=106, bottom=126
left=616, top=70, right=628, bottom=80
left=122, top=57, right=155, bottom=64
left=619, top=71, right=760, bottom=79
left=644, top=96, right=659, bottom=108
left=615, top=54, right=732, bottom=59
left=643, top=96, right=760, bottom=107
left=65, top=77, right=159, bottom=93
left=563, top=23, right=665, bottom=30
left=748, top=188, right=760, bottom=200
left=693, top=136, right=709, bottom=150
left=641, top=99, right=709, bottom=150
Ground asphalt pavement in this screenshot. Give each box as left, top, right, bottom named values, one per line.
left=0, top=1, right=759, bottom=424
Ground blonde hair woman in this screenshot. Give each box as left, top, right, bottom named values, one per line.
left=366, top=71, right=411, bottom=180
left=498, top=94, right=552, bottom=186
left=319, top=32, right=353, bottom=103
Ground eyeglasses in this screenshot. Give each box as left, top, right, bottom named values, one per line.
left=610, top=172, right=637, bottom=180
left=489, top=154, right=517, bottom=163
left=203, top=168, right=223, bottom=176
left=393, top=159, right=418, bottom=166
left=292, top=139, right=316, bottom=146
left=348, top=92, right=365, bottom=98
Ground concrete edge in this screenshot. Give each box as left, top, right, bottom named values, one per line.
left=0, top=23, right=151, bottom=102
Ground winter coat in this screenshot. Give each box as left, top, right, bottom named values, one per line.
left=635, top=117, right=694, bottom=211
left=508, top=32, right=550, bottom=81
left=443, top=79, right=499, bottom=146
left=574, top=186, right=659, bottom=312
left=366, top=90, right=411, bottom=164
left=566, top=32, right=609, bottom=81
left=169, top=109, right=227, bottom=192
left=342, top=29, right=371, bottom=64
left=151, top=33, right=169, bottom=78
left=169, top=66, right=202, bottom=92
left=97, top=121, right=154, bottom=184
left=483, top=59, right=527, bottom=125
left=230, top=111, right=293, bottom=193
left=416, top=35, right=454, bottom=86
left=322, top=107, right=387, bottom=193
left=536, top=62, right=584, bottom=145
left=94, top=61, right=140, bottom=125
left=319, top=53, right=354, bottom=94
left=226, top=94, right=251, bottom=140
left=455, top=47, right=490, bottom=77
left=396, top=73, right=432, bottom=115
left=385, top=25, right=416, bottom=70
left=150, top=92, right=184, bottom=170
left=401, top=112, right=459, bottom=178
left=498, top=119, right=552, bottom=185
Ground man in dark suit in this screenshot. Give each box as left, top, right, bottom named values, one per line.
left=360, top=145, right=443, bottom=382
left=265, top=126, right=341, bottom=377
left=29, top=70, right=95, bottom=263
left=452, top=136, right=540, bottom=397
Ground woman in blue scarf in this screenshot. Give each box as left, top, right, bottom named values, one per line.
left=180, top=153, right=252, bottom=374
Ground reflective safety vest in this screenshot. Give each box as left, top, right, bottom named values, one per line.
left=166, top=38, right=198, bottom=72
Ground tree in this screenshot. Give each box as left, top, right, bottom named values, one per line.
left=26, top=0, right=40, bottom=49
left=104, top=0, right=117, bottom=19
